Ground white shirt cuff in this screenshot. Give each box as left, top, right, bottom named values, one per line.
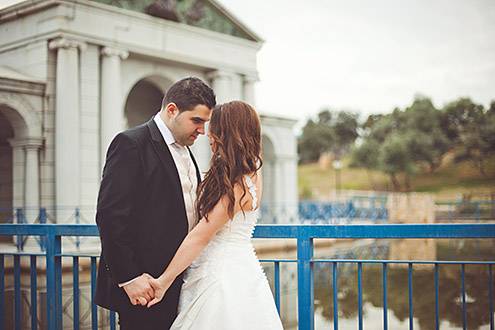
left=118, top=276, right=140, bottom=287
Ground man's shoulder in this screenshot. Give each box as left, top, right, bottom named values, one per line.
left=119, top=121, right=150, bottom=146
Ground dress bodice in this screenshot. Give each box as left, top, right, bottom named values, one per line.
left=190, top=175, right=259, bottom=264
left=173, top=174, right=284, bottom=330
left=210, top=174, right=258, bottom=244
left=213, top=209, right=258, bottom=243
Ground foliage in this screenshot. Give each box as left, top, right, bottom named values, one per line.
left=442, top=98, right=495, bottom=176
left=299, top=95, right=495, bottom=191
left=298, top=109, right=359, bottom=163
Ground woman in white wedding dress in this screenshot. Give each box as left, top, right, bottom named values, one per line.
left=145, top=101, right=283, bottom=329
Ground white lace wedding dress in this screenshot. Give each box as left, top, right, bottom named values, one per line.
left=170, top=175, right=284, bottom=330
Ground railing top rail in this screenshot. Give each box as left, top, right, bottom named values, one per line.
left=256, top=259, right=495, bottom=264
left=0, top=223, right=494, bottom=239
left=312, top=259, right=495, bottom=265
left=0, top=224, right=99, bottom=236
left=435, top=200, right=495, bottom=205
left=253, top=224, right=495, bottom=238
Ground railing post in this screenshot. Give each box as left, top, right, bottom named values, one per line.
left=15, top=208, right=25, bottom=251
left=39, top=208, right=47, bottom=251
left=75, top=207, right=81, bottom=249
left=45, top=226, right=62, bottom=330
left=475, top=202, right=480, bottom=222
left=297, top=231, right=314, bottom=330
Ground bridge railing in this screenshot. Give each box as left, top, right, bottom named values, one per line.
left=435, top=200, right=495, bottom=221
left=0, top=224, right=494, bottom=330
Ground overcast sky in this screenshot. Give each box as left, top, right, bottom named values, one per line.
left=218, top=0, right=495, bottom=123
left=2, top=0, right=494, bottom=123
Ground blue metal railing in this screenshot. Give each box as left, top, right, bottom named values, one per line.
left=297, top=200, right=388, bottom=224
left=259, top=199, right=389, bottom=224
left=0, top=224, right=494, bottom=330
left=435, top=200, right=495, bottom=222
left=0, top=207, right=94, bottom=251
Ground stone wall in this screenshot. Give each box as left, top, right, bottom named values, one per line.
left=387, top=192, right=435, bottom=224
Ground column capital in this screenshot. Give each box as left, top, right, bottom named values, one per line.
left=206, top=69, right=236, bottom=81
left=243, top=73, right=259, bottom=83
left=49, top=37, right=87, bottom=51
left=101, top=46, right=129, bottom=60
left=8, top=137, right=44, bottom=149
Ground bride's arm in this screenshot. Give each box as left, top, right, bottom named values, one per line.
left=162, top=197, right=231, bottom=280
left=146, top=194, right=244, bottom=307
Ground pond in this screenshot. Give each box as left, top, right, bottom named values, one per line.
left=260, top=238, right=495, bottom=330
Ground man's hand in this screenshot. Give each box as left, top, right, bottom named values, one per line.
left=122, top=274, right=155, bottom=306
left=146, top=274, right=174, bottom=308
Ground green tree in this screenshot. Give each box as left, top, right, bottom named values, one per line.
left=354, top=96, right=454, bottom=190
left=298, top=118, right=334, bottom=163
left=350, top=139, right=380, bottom=188
left=441, top=98, right=494, bottom=176
left=440, top=97, right=484, bottom=143
left=378, top=133, right=417, bottom=190
left=298, top=109, right=359, bottom=163
left=403, top=97, right=451, bottom=172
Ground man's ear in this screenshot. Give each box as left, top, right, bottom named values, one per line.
left=165, top=103, right=179, bottom=117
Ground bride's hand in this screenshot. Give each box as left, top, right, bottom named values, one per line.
left=144, top=273, right=173, bottom=308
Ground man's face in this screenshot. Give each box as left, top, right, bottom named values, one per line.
left=168, top=103, right=212, bottom=146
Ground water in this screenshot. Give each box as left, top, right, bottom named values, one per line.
left=261, top=239, right=495, bottom=330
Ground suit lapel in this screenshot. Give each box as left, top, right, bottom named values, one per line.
left=146, top=119, right=183, bottom=198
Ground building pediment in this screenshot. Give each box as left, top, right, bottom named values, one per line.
left=91, top=0, right=262, bottom=42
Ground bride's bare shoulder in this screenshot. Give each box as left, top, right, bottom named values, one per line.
left=231, top=172, right=262, bottom=212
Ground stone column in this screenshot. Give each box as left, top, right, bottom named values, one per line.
left=100, top=47, right=129, bottom=169
left=261, top=155, right=276, bottom=223
left=24, top=138, right=43, bottom=222
left=279, top=155, right=299, bottom=223
left=49, top=37, right=86, bottom=223
left=8, top=138, right=42, bottom=249
left=189, top=70, right=231, bottom=172
left=208, top=69, right=232, bottom=103
left=274, top=158, right=286, bottom=223
left=8, top=139, right=25, bottom=211
left=243, top=74, right=258, bottom=106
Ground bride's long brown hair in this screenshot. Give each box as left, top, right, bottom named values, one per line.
left=196, top=101, right=263, bottom=220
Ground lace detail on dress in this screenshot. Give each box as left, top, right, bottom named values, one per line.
left=244, top=175, right=257, bottom=211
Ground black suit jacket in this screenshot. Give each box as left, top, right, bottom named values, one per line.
left=95, top=119, right=201, bottom=314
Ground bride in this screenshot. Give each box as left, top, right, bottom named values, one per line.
left=144, top=100, right=283, bottom=329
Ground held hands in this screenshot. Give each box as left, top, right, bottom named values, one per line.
left=122, top=273, right=155, bottom=306
left=144, top=273, right=173, bottom=308
left=122, top=273, right=173, bottom=308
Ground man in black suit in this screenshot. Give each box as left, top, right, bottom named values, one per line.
left=95, top=77, right=216, bottom=329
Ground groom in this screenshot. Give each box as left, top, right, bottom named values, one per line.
left=95, top=77, right=216, bottom=329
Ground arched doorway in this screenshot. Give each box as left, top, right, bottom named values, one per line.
left=0, top=110, right=14, bottom=229
left=0, top=102, right=37, bottom=244
left=0, top=99, right=42, bottom=231
left=124, top=76, right=172, bottom=128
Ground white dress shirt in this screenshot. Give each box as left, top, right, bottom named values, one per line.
left=119, top=113, right=199, bottom=287
left=153, top=113, right=199, bottom=232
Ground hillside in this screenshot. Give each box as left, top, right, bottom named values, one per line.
left=298, top=155, right=495, bottom=200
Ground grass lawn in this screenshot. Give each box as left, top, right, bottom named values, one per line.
left=298, top=155, right=495, bottom=200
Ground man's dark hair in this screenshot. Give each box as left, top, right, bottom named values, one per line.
left=161, top=77, right=216, bottom=111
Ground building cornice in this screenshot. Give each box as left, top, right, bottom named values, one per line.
left=0, top=0, right=263, bottom=48
left=0, top=1, right=261, bottom=76
left=260, top=113, right=299, bottom=129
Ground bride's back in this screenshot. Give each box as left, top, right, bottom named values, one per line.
left=174, top=101, right=283, bottom=329
left=213, top=173, right=262, bottom=243
left=196, top=101, right=263, bottom=227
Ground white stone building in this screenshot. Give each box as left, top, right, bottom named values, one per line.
left=0, top=0, right=298, bottom=228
